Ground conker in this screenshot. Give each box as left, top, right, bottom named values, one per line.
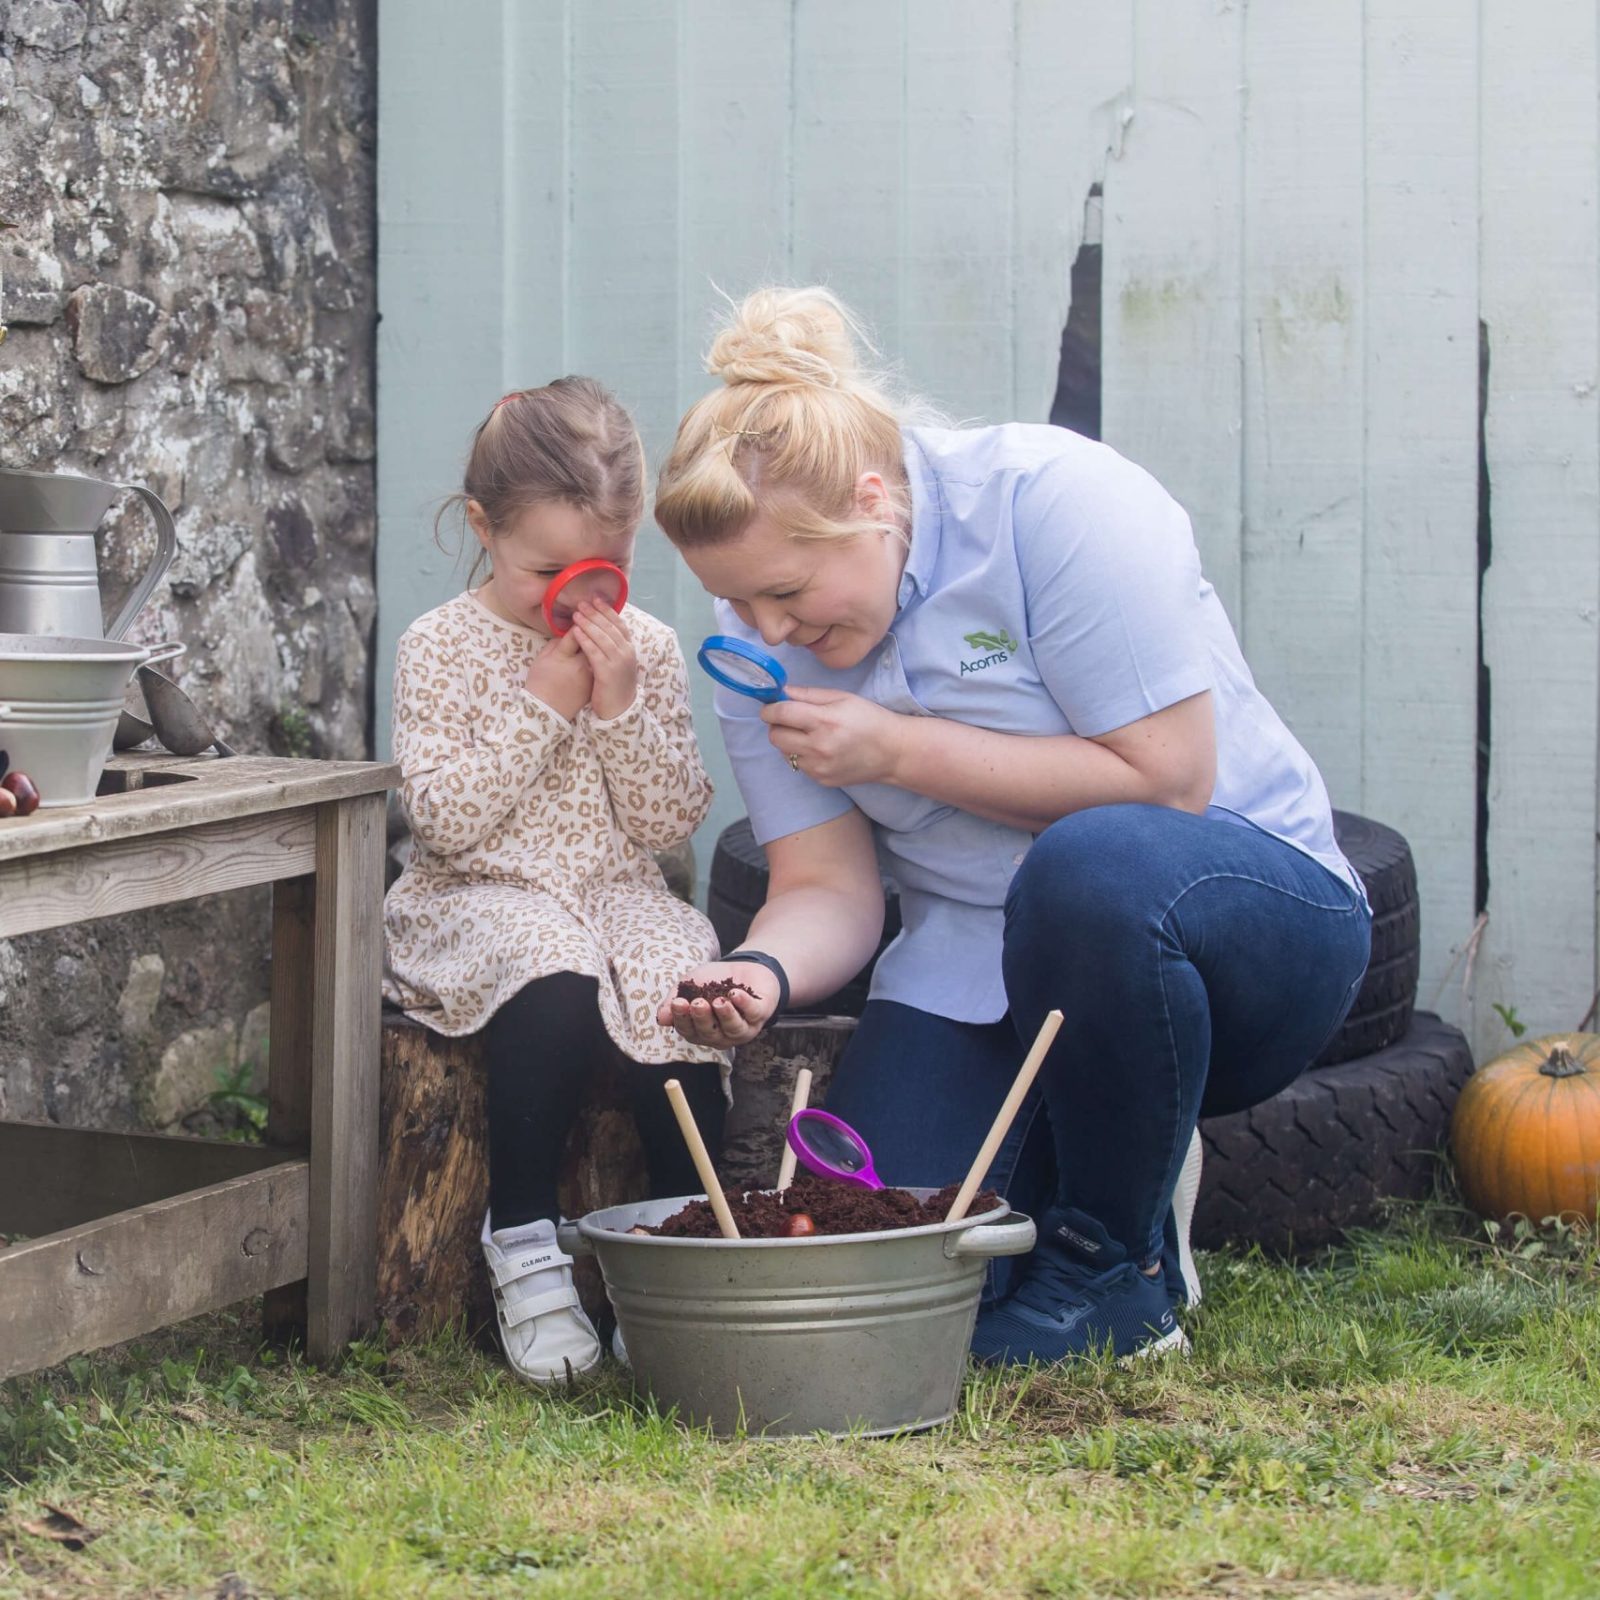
left=784, top=1212, right=817, bottom=1237
left=0, top=787, right=15, bottom=820
left=1, top=771, right=39, bottom=816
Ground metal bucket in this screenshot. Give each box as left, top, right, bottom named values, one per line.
left=563, top=1189, right=1035, bottom=1437
left=0, top=635, right=179, bottom=806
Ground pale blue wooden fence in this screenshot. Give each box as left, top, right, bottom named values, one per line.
left=379, top=1, right=1600, bottom=1057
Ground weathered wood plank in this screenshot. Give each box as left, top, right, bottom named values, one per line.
left=1012, top=0, right=1132, bottom=420
left=0, top=808, right=317, bottom=939
left=304, top=795, right=387, bottom=1361
left=502, top=0, right=569, bottom=389
left=0, top=754, right=396, bottom=862
left=568, top=0, right=681, bottom=484
left=790, top=0, right=906, bottom=354
left=0, top=1122, right=288, bottom=1239
left=0, top=1162, right=308, bottom=1384
left=262, top=871, right=317, bottom=1345
left=900, top=0, right=1015, bottom=420
left=373, top=0, right=506, bottom=753
left=678, top=0, right=790, bottom=382
left=565, top=0, right=681, bottom=742
left=1360, top=0, right=1479, bottom=1016
left=1479, top=0, right=1600, bottom=1045
left=675, top=0, right=793, bottom=860
left=1240, top=1, right=1366, bottom=806
left=1102, top=0, right=1243, bottom=621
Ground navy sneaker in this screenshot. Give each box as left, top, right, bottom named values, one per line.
left=970, top=1206, right=1188, bottom=1366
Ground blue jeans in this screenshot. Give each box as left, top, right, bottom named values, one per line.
left=825, top=804, right=1371, bottom=1287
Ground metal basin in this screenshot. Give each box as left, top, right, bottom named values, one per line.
left=564, top=1189, right=1035, bottom=1437
left=0, top=635, right=177, bottom=806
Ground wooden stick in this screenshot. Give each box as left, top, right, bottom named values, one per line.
left=944, top=1008, right=1063, bottom=1223
left=664, top=1078, right=740, bottom=1239
left=774, top=1067, right=814, bottom=1192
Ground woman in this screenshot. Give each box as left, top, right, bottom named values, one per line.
left=654, top=287, right=1371, bottom=1364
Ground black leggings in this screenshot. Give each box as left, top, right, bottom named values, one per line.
left=483, top=972, right=727, bottom=1231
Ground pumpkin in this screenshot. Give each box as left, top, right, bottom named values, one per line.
left=1450, top=1032, right=1600, bottom=1224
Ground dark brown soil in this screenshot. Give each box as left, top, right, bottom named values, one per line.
left=676, top=976, right=758, bottom=1002
left=635, top=1175, right=1002, bottom=1239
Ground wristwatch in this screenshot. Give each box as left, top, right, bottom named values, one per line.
left=721, top=949, right=790, bottom=1016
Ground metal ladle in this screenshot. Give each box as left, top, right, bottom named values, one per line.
left=137, top=663, right=235, bottom=758
left=113, top=641, right=186, bottom=752
left=112, top=705, right=155, bottom=751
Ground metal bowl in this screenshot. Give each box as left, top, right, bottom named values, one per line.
left=563, top=1188, right=1035, bottom=1437
left=0, top=635, right=179, bottom=806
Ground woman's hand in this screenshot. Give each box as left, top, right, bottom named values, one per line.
left=761, top=686, right=913, bottom=788
left=657, top=960, right=783, bottom=1047
left=524, top=630, right=593, bottom=721
left=571, top=600, right=639, bottom=720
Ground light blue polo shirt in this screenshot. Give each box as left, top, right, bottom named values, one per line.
left=713, top=423, right=1362, bottom=1024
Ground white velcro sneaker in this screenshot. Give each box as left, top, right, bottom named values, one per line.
left=480, top=1211, right=602, bottom=1384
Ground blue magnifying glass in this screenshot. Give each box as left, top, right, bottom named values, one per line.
left=697, top=635, right=789, bottom=703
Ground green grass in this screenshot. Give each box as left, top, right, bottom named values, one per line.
left=2, top=1203, right=1597, bottom=1599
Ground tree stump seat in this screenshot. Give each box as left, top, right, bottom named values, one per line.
left=377, top=1010, right=649, bottom=1338
left=375, top=1012, right=858, bottom=1341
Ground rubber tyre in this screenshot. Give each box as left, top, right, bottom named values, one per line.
left=1192, top=1011, right=1472, bottom=1257
left=1331, top=810, right=1416, bottom=916
left=707, top=817, right=902, bottom=1018
left=1313, top=811, right=1422, bottom=1067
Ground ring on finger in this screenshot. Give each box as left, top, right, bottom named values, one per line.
left=788, top=752, right=800, bottom=772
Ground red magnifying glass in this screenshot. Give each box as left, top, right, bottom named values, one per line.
left=541, top=558, right=629, bottom=636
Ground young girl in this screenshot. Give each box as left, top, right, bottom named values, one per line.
left=383, top=377, right=728, bottom=1384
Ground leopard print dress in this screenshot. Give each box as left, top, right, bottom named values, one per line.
left=382, top=591, right=728, bottom=1070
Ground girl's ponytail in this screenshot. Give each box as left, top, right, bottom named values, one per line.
left=436, top=376, right=645, bottom=583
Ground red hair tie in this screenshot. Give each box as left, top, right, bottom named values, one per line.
left=493, top=391, right=521, bottom=411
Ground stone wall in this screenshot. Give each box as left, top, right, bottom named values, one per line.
left=0, top=0, right=377, bottom=1131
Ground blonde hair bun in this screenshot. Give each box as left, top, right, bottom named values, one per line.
left=706, top=286, right=869, bottom=389
left=658, top=284, right=924, bottom=551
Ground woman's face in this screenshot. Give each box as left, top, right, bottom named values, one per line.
left=678, top=478, right=908, bottom=671
left=468, top=499, right=633, bottom=635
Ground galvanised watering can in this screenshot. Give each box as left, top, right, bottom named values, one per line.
left=0, top=468, right=177, bottom=641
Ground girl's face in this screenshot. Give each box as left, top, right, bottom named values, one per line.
left=468, top=499, right=633, bottom=635
left=678, top=476, right=908, bottom=671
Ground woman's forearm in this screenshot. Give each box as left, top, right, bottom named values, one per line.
left=662, top=810, right=885, bottom=1046
left=739, top=885, right=886, bottom=1009
left=887, top=712, right=1210, bottom=834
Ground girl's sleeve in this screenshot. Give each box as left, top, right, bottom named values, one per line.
left=587, top=626, right=714, bottom=851
left=393, top=626, right=573, bottom=856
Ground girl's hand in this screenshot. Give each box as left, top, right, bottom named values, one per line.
left=762, top=686, right=913, bottom=788
left=657, top=961, right=781, bottom=1047
left=571, top=600, right=639, bottom=720
left=524, top=630, right=594, bottom=722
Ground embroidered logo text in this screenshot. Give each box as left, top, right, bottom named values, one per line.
left=959, top=627, right=1019, bottom=676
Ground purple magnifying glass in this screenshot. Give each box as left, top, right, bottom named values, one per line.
left=785, top=1108, right=885, bottom=1190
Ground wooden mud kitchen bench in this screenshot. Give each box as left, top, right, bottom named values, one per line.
left=0, top=752, right=396, bottom=1382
